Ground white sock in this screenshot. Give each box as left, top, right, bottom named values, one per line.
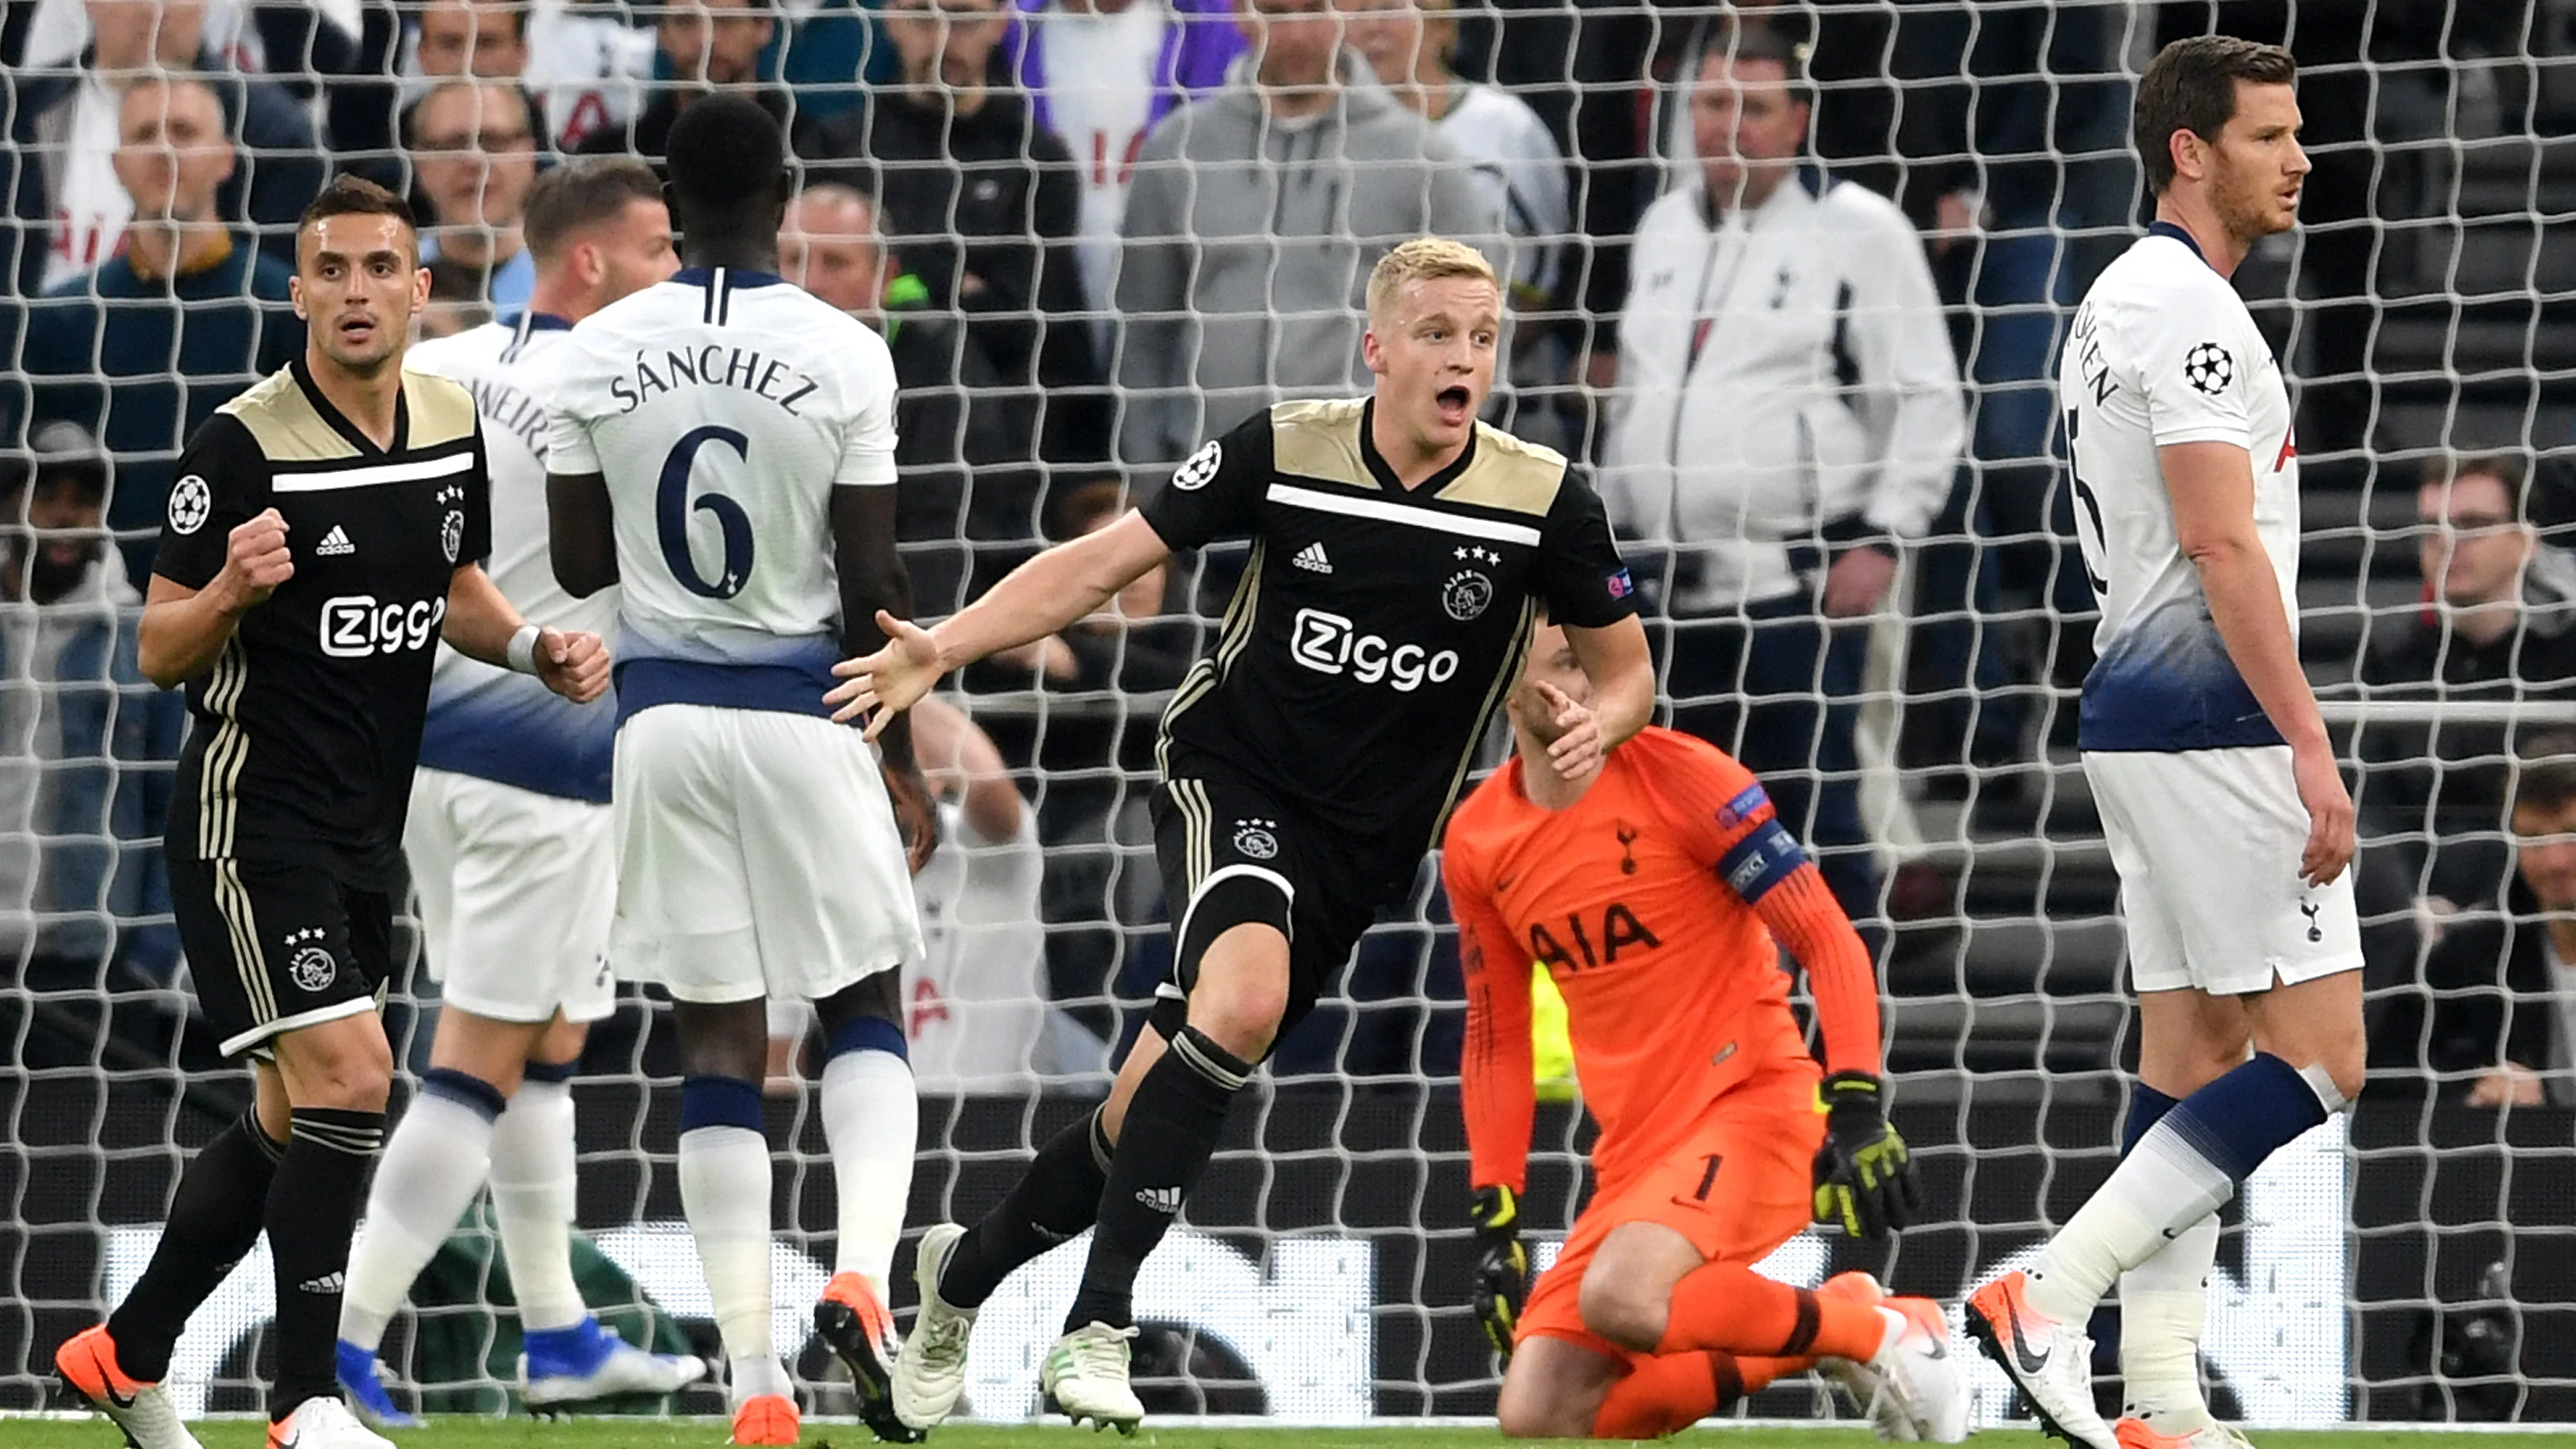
left=340, top=1090, right=495, bottom=1351
left=2026, top=1131, right=2235, bottom=1324
left=2119, top=1212, right=2218, bottom=1432
left=490, top=1078, right=585, bottom=1334
left=820, top=1049, right=917, bottom=1298
left=678, top=1125, right=791, bottom=1404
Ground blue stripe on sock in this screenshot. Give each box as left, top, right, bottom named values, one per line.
left=421, top=1067, right=507, bottom=1121
left=2155, top=1052, right=2330, bottom=1183
left=2121, top=1084, right=2180, bottom=1158
left=522, top=1058, right=578, bottom=1085
left=678, top=1074, right=765, bottom=1134
left=825, top=1013, right=908, bottom=1063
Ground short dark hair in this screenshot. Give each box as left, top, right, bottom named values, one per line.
left=1696, top=24, right=1812, bottom=111
left=2421, top=451, right=2531, bottom=518
left=2133, top=36, right=2297, bottom=196
left=665, top=94, right=786, bottom=212
left=299, top=173, right=419, bottom=240
left=524, top=157, right=663, bottom=263
left=2514, top=734, right=2576, bottom=820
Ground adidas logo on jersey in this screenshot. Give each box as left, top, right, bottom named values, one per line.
left=1291, top=542, right=1333, bottom=574
left=1133, top=1185, right=1183, bottom=1215
left=298, top=1272, right=346, bottom=1294
left=315, top=525, right=356, bottom=558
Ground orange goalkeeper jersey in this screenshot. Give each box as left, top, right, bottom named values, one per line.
left=1443, top=726, right=1883, bottom=1195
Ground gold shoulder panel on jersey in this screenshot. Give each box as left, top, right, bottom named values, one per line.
left=1269, top=398, right=1374, bottom=489
left=218, top=366, right=360, bottom=463
left=1438, top=422, right=1568, bottom=517
left=400, top=369, right=480, bottom=447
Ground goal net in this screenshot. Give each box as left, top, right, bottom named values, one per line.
left=4, top=0, right=2573, bottom=1427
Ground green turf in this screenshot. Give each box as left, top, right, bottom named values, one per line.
left=5, top=1423, right=2574, bottom=1449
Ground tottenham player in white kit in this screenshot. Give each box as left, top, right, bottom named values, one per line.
left=331, top=159, right=707, bottom=1426
left=1966, top=38, right=2364, bottom=1449
left=544, top=97, right=933, bottom=1449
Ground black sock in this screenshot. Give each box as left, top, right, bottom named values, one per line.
left=267, top=1107, right=384, bottom=1419
left=941, top=1108, right=1113, bottom=1309
left=107, top=1113, right=286, bottom=1381
left=1064, top=1028, right=1248, bottom=1332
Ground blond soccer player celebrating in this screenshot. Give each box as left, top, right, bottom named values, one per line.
left=835, top=238, right=1657, bottom=1434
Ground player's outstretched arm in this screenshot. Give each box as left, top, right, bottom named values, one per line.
left=544, top=469, right=620, bottom=597
left=137, top=509, right=293, bottom=688
left=1555, top=614, right=1654, bottom=777
left=827, top=510, right=1172, bottom=734
left=1444, top=842, right=1536, bottom=1359
left=2164, top=440, right=2355, bottom=885
left=442, top=562, right=611, bottom=704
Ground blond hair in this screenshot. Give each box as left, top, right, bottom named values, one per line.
left=1365, top=237, right=1498, bottom=319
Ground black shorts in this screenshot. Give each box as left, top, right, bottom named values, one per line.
left=169, top=855, right=394, bottom=1058
left=1146, top=773, right=1409, bottom=1052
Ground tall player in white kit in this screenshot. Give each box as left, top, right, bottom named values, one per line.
left=1965, top=38, right=2365, bottom=1449
left=544, top=97, right=935, bottom=1449
left=332, top=159, right=708, bottom=1427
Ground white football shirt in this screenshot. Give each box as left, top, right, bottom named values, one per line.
left=2062, top=221, right=2299, bottom=752
left=407, top=313, right=621, bottom=800
left=42, top=74, right=128, bottom=292
left=903, top=801, right=1049, bottom=1092
left=547, top=267, right=899, bottom=708
left=1027, top=0, right=1167, bottom=313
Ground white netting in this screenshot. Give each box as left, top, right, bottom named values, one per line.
left=5, top=0, right=2576, bottom=1425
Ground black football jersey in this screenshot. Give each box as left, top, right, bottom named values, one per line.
left=1139, top=398, right=1638, bottom=862
left=156, top=359, right=492, bottom=887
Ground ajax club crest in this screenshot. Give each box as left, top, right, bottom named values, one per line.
left=284, top=926, right=336, bottom=991
left=1444, top=546, right=1501, bottom=621
left=1233, top=819, right=1280, bottom=860
left=438, top=481, right=467, bottom=563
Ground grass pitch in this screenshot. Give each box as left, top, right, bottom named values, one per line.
left=5, top=1422, right=2574, bottom=1449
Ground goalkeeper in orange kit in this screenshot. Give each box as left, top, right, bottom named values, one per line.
left=1443, top=621, right=1970, bottom=1441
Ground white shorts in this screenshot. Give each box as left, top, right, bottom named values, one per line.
left=2082, top=746, right=2364, bottom=997
left=405, top=768, right=617, bottom=1024
left=610, top=705, right=922, bottom=1003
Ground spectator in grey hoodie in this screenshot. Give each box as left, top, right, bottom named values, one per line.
left=1111, top=0, right=1496, bottom=467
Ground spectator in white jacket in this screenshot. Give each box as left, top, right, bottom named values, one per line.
left=1599, top=25, right=1964, bottom=925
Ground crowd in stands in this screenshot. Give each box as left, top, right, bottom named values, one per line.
left=4, top=0, right=2575, bottom=1099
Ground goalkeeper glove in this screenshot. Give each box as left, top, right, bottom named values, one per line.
left=1468, top=1184, right=1529, bottom=1361
left=1811, top=1071, right=1921, bottom=1240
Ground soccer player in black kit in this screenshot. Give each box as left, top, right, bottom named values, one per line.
left=833, top=237, right=1657, bottom=1433
left=52, top=177, right=610, bottom=1449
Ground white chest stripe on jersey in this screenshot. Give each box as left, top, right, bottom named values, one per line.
left=1265, top=483, right=1543, bottom=548
left=273, top=450, right=474, bottom=493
